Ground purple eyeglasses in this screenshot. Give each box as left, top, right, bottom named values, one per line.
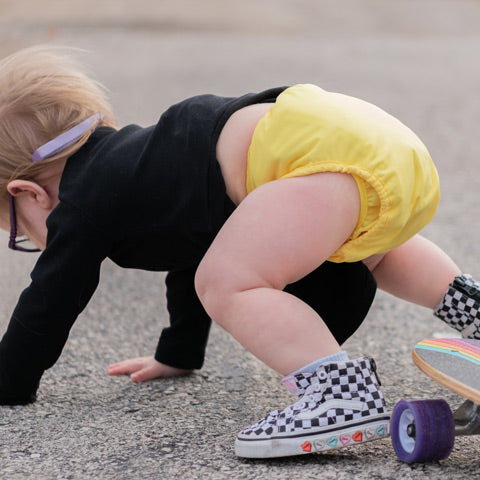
left=8, top=113, right=102, bottom=252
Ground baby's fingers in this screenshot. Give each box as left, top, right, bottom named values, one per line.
left=130, top=365, right=159, bottom=383
left=108, top=357, right=149, bottom=376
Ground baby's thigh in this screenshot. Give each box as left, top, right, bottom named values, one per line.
left=362, top=253, right=387, bottom=272
left=195, top=172, right=361, bottom=306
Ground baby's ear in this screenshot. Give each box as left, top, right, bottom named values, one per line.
left=7, top=180, right=51, bottom=208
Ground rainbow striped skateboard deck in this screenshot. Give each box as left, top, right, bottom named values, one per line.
left=391, top=338, right=480, bottom=462
left=413, top=338, right=480, bottom=405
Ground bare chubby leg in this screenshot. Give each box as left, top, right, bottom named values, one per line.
left=370, top=234, right=461, bottom=309
left=195, top=172, right=360, bottom=375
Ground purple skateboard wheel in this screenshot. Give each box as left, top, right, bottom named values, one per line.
left=391, top=399, right=454, bottom=462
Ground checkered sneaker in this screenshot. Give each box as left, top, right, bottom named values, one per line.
left=235, top=357, right=390, bottom=458
left=434, top=274, right=480, bottom=339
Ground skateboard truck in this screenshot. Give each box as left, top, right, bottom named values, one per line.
left=453, top=399, right=480, bottom=435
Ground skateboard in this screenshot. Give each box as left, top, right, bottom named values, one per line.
left=391, top=337, right=480, bottom=462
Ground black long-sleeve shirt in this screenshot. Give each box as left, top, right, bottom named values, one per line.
left=0, top=87, right=286, bottom=404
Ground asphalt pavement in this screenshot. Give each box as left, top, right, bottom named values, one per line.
left=1, top=1, right=480, bottom=478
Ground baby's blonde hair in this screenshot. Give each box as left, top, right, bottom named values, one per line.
left=0, top=45, right=116, bottom=202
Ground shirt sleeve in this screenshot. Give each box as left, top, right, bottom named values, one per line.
left=0, top=203, right=111, bottom=404
left=154, top=267, right=211, bottom=370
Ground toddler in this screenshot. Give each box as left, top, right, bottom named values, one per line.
left=0, top=46, right=479, bottom=459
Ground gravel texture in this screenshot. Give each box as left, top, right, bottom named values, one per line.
left=1, top=1, right=480, bottom=478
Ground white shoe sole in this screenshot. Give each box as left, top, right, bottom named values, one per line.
left=235, top=414, right=390, bottom=458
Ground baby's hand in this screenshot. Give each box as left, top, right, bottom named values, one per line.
left=108, top=356, right=193, bottom=383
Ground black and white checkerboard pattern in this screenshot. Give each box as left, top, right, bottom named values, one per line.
left=282, top=371, right=314, bottom=396
left=434, top=274, right=480, bottom=339
left=239, top=357, right=387, bottom=438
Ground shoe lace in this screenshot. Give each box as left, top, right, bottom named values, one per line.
left=253, top=368, right=329, bottom=429
left=294, top=370, right=328, bottom=409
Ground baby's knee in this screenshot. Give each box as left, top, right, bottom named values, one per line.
left=194, top=260, right=232, bottom=323
left=195, top=258, right=269, bottom=327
